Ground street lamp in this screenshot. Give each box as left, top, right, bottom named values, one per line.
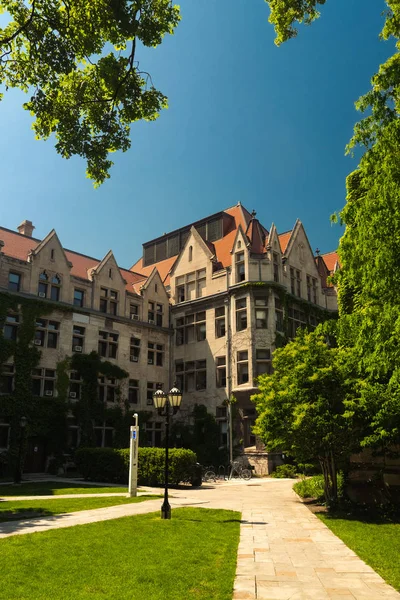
left=14, top=416, right=27, bottom=484
left=153, top=386, right=183, bottom=519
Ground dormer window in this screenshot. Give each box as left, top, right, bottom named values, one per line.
left=236, top=252, right=245, bottom=282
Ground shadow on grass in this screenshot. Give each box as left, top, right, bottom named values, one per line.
left=0, top=507, right=53, bottom=522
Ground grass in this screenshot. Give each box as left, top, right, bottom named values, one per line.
left=0, top=495, right=159, bottom=522
left=319, top=512, right=400, bottom=590
left=0, top=507, right=240, bottom=600
left=0, top=481, right=128, bottom=496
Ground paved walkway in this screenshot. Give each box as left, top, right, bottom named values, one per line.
left=1, top=479, right=399, bottom=599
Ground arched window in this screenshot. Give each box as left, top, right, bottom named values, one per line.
left=38, top=272, right=48, bottom=298
left=188, top=246, right=193, bottom=262
left=50, top=275, right=61, bottom=302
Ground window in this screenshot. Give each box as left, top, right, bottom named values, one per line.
left=216, top=357, right=226, bottom=388
left=147, top=382, right=164, bottom=405
left=148, top=342, right=164, bottom=366
left=0, top=364, right=14, bottom=394
left=98, top=331, right=118, bottom=359
left=74, top=289, right=84, bottom=308
left=288, top=306, right=306, bottom=338
left=32, top=368, right=56, bottom=396
left=236, top=252, right=245, bottom=282
left=94, top=420, right=114, bottom=447
left=175, top=360, right=207, bottom=392
left=273, top=253, right=279, bottom=283
left=255, top=349, right=272, bottom=377
left=50, top=249, right=55, bottom=261
left=254, top=297, right=268, bottom=328
left=72, top=325, right=85, bottom=352
left=176, top=270, right=207, bottom=303
left=236, top=298, right=247, bottom=331
left=50, top=275, right=61, bottom=301
left=38, top=272, right=48, bottom=297
left=237, top=351, right=249, bottom=385
left=275, top=297, right=284, bottom=332
left=0, top=419, right=10, bottom=448
left=156, top=303, right=163, bottom=327
left=307, top=276, right=318, bottom=304
left=3, top=314, right=19, bottom=341
left=146, top=421, right=163, bottom=447
left=176, top=312, right=206, bottom=345
left=148, top=301, right=155, bottom=323
left=69, top=371, right=82, bottom=399
left=130, top=303, right=139, bottom=321
left=34, top=319, right=59, bottom=349
left=296, top=270, right=301, bottom=297
left=8, top=272, right=21, bottom=292
left=188, top=246, right=193, bottom=262
left=130, top=337, right=141, bottom=362
left=128, top=379, right=139, bottom=405
left=313, top=278, right=317, bottom=304
left=100, top=288, right=118, bottom=315
left=215, top=306, right=226, bottom=338
left=98, top=377, right=117, bottom=403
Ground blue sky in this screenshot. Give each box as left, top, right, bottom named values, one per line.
left=0, top=0, right=393, bottom=268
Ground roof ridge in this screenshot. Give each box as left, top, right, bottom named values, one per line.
left=0, top=225, right=41, bottom=244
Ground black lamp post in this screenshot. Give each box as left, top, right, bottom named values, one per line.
left=14, top=416, right=27, bottom=484
left=153, top=386, right=183, bottom=519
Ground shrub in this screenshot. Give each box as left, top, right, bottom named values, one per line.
left=293, top=473, right=344, bottom=501
left=75, top=447, right=197, bottom=485
left=271, top=464, right=298, bottom=479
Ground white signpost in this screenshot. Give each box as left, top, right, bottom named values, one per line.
left=128, top=413, right=139, bottom=497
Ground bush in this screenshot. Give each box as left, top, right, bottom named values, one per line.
left=293, top=473, right=344, bottom=501
left=75, top=447, right=198, bottom=485
left=270, top=464, right=298, bottom=479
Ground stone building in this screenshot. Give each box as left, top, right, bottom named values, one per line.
left=0, top=205, right=338, bottom=473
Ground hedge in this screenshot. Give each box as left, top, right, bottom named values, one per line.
left=75, top=447, right=198, bottom=485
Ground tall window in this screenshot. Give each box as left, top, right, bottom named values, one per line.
left=176, top=270, right=206, bottom=303
left=236, top=298, right=247, bottom=331
left=146, top=421, right=163, bottom=446
left=147, top=382, right=163, bottom=405
left=3, top=314, right=19, bottom=341
left=275, top=297, right=284, bottom=332
left=100, top=288, right=118, bottom=315
left=254, top=297, right=268, bottom=328
left=34, top=319, right=59, bottom=349
left=236, top=252, right=245, bottom=282
left=156, top=303, right=163, bottom=327
left=98, top=331, right=118, bottom=358
left=32, top=368, right=56, bottom=396
left=74, top=289, right=84, bottom=308
left=128, top=380, right=139, bottom=405
left=0, top=365, right=14, bottom=394
left=50, top=275, right=61, bottom=301
left=130, top=337, right=141, bottom=362
left=288, top=306, right=306, bottom=338
left=8, top=272, right=21, bottom=292
left=98, top=377, right=117, bottom=403
left=255, top=349, right=272, bottom=377
left=94, top=420, right=114, bottom=447
left=176, top=312, right=206, bottom=345
left=296, top=270, right=301, bottom=297
left=148, top=343, right=164, bottom=366
left=215, top=306, right=226, bottom=338
left=130, top=303, right=139, bottom=320
left=312, top=277, right=318, bottom=304
left=69, top=371, right=82, bottom=399
left=188, top=246, right=193, bottom=261
left=273, top=253, right=279, bottom=283
left=216, top=357, right=226, bottom=388
left=237, top=351, right=249, bottom=385
left=38, top=272, right=48, bottom=297
left=148, top=301, right=155, bottom=323
left=290, top=267, right=295, bottom=295
left=175, top=360, right=206, bottom=392
left=72, top=326, right=85, bottom=352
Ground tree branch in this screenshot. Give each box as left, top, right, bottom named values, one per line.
left=0, top=0, right=36, bottom=48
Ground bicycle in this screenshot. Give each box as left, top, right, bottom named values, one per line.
left=201, top=465, right=217, bottom=483
left=228, top=460, right=252, bottom=481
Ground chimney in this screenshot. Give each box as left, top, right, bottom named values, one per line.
left=17, top=220, right=35, bottom=237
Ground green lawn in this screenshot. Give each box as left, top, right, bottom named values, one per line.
left=0, top=495, right=159, bottom=522
left=0, top=481, right=128, bottom=496
left=0, top=507, right=240, bottom=600
left=319, top=513, right=400, bottom=590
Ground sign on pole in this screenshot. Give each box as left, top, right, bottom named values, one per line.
left=128, top=413, right=139, bottom=497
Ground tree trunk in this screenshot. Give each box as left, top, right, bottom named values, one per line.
left=319, top=453, right=338, bottom=507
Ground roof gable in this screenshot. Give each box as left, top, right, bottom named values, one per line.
left=32, top=229, right=72, bottom=269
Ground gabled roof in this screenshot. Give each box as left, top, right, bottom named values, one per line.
left=321, top=251, right=340, bottom=272
left=278, top=230, right=292, bottom=253
left=0, top=226, right=149, bottom=293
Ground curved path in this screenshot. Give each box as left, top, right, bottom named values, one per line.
left=1, top=478, right=399, bottom=600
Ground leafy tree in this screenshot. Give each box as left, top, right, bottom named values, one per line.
left=252, top=328, right=362, bottom=505
left=0, top=0, right=180, bottom=185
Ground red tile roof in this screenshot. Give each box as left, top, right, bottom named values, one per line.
left=131, top=256, right=177, bottom=285
left=278, top=231, right=292, bottom=254
left=321, top=251, right=339, bottom=272
left=0, top=226, right=148, bottom=293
